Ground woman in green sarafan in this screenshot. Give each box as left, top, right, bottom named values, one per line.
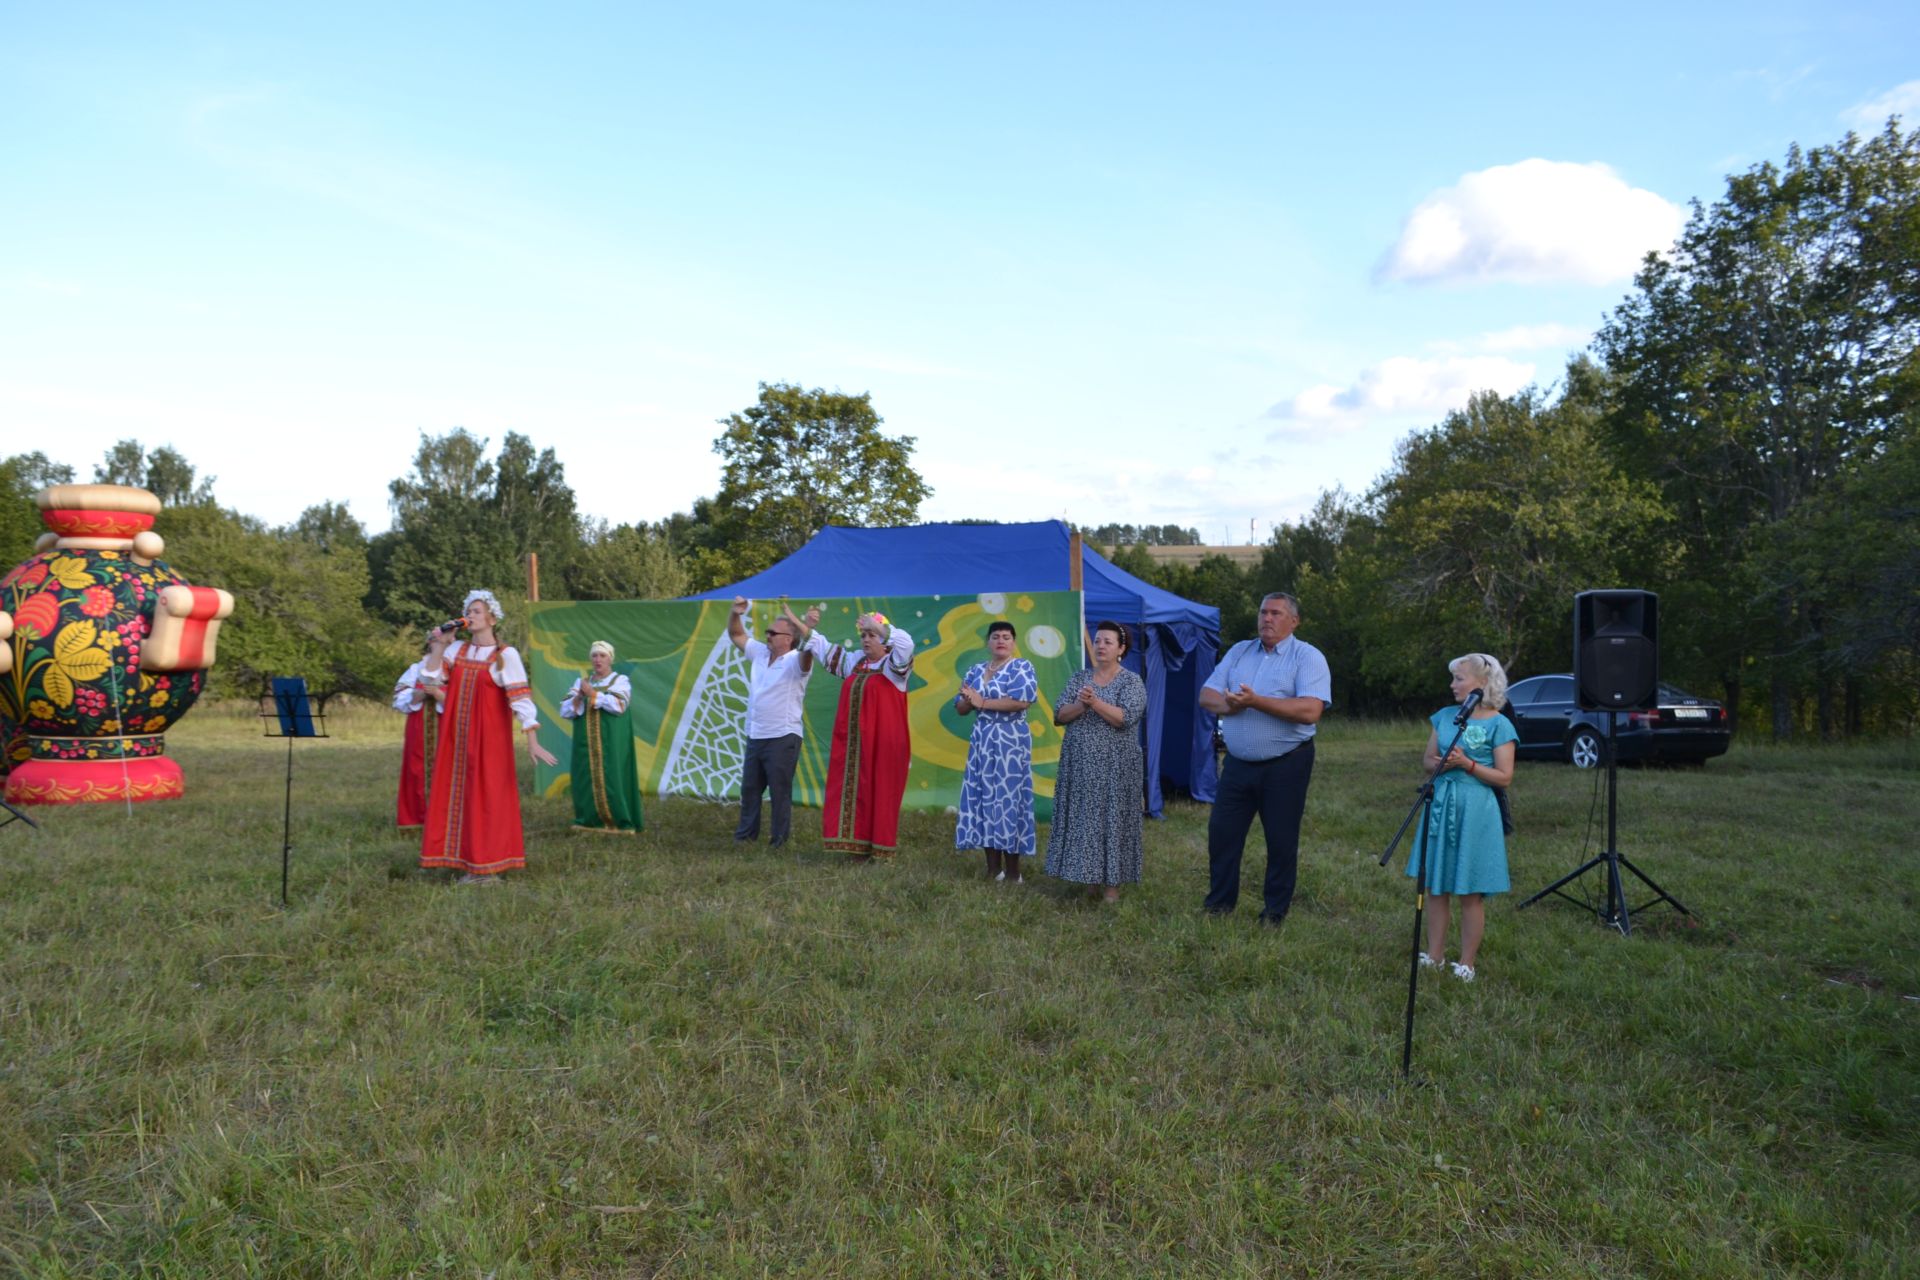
left=558, top=640, right=643, bottom=833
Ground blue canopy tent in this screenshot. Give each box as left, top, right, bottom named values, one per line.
left=691, top=520, right=1219, bottom=813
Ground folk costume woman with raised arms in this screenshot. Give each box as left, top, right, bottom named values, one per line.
left=792, top=603, right=916, bottom=861
left=419, top=590, right=558, bottom=881
left=558, top=639, right=642, bottom=833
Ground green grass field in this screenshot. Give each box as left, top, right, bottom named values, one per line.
left=3, top=704, right=1916, bottom=1278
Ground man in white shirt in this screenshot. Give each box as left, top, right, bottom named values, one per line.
left=729, top=596, right=818, bottom=848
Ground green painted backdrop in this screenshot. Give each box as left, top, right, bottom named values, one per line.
left=528, top=592, right=1084, bottom=819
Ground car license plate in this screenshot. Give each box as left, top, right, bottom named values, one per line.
left=1672, top=707, right=1709, bottom=720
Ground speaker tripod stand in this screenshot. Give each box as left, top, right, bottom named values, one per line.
left=1519, top=713, right=1688, bottom=935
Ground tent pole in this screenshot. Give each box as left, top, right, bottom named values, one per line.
left=527, top=552, right=541, bottom=603
left=1069, top=530, right=1091, bottom=660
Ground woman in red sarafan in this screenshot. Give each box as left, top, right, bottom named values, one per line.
left=419, top=589, right=557, bottom=881
left=392, top=628, right=449, bottom=827
left=790, top=604, right=916, bottom=861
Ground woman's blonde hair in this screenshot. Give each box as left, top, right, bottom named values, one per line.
left=1449, top=652, right=1509, bottom=710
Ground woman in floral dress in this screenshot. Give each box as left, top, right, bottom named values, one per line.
left=954, top=620, right=1038, bottom=882
left=1044, top=620, right=1147, bottom=902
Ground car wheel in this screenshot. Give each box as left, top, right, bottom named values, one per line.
left=1568, top=728, right=1604, bottom=769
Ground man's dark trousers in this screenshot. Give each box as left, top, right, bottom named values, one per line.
left=1205, top=741, right=1315, bottom=918
left=736, top=734, right=803, bottom=846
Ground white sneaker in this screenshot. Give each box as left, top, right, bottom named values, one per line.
left=1451, top=962, right=1475, bottom=982
left=1418, top=952, right=1439, bottom=969
left=993, top=871, right=1006, bottom=882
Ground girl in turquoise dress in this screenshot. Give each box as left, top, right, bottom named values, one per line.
left=1409, top=653, right=1516, bottom=981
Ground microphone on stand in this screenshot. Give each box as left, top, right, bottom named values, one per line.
left=1453, top=687, right=1484, bottom=725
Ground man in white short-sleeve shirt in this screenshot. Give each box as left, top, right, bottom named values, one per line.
left=728, top=596, right=817, bottom=848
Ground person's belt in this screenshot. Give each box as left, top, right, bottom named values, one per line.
left=1228, top=738, right=1312, bottom=765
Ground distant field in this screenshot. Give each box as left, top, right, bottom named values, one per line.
left=2, top=703, right=1915, bottom=1278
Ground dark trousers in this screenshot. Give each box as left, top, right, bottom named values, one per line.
left=1205, top=742, right=1315, bottom=918
left=736, top=734, right=803, bottom=846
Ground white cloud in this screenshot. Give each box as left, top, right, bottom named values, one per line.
left=1379, top=159, right=1683, bottom=286
left=1474, top=322, right=1592, bottom=352
left=1267, top=355, right=1536, bottom=425
left=1842, top=80, right=1920, bottom=131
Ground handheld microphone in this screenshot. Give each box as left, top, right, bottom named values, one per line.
left=1453, top=688, right=1484, bottom=725
left=434, top=619, right=464, bottom=635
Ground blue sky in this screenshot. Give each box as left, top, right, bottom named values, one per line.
left=5, top=3, right=1916, bottom=542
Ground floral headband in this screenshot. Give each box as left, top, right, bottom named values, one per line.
left=861, top=611, right=891, bottom=635
left=464, top=588, right=505, bottom=624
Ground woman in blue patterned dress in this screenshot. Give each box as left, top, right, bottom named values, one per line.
left=1409, top=652, right=1517, bottom=982
left=1045, top=620, right=1148, bottom=903
left=954, top=620, right=1039, bottom=882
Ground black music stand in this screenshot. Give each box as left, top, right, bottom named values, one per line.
left=260, top=677, right=333, bottom=906
left=1, top=794, right=38, bottom=831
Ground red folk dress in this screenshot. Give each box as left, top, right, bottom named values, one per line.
left=393, top=660, right=439, bottom=828
left=420, top=641, right=537, bottom=875
left=806, top=626, right=916, bottom=857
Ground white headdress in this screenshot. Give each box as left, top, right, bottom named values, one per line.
left=589, top=640, right=614, bottom=659
left=464, top=589, right=505, bottom=624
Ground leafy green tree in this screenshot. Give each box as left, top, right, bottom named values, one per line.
left=1154, top=555, right=1257, bottom=648
left=566, top=519, right=689, bottom=600
left=0, top=452, right=74, bottom=569
left=493, top=433, right=583, bottom=588
left=1768, top=406, right=1920, bottom=734
left=1102, top=540, right=1160, bottom=582
left=1257, top=490, right=1354, bottom=591
left=290, top=501, right=369, bottom=557
left=1595, top=123, right=1920, bottom=736
left=707, top=383, right=931, bottom=580
left=371, top=429, right=585, bottom=624
left=93, top=440, right=217, bottom=506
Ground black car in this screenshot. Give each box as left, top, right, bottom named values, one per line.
left=1502, top=674, right=1731, bottom=768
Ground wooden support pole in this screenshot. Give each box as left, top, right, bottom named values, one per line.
left=526, top=552, right=541, bottom=604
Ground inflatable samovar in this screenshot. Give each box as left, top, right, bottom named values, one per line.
left=0, top=484, right=234, bottom=804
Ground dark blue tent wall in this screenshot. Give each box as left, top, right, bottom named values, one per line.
left=691, top=520, right=1220, bottom=813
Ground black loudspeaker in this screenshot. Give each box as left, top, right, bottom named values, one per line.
left=1574, top=589, right=1658, bottom=711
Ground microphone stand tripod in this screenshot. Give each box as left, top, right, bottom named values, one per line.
left=1377, top=702, right=1478, bottom=1079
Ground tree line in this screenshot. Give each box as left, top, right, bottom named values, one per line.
left=3, top=125, right=1913, bottom=736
